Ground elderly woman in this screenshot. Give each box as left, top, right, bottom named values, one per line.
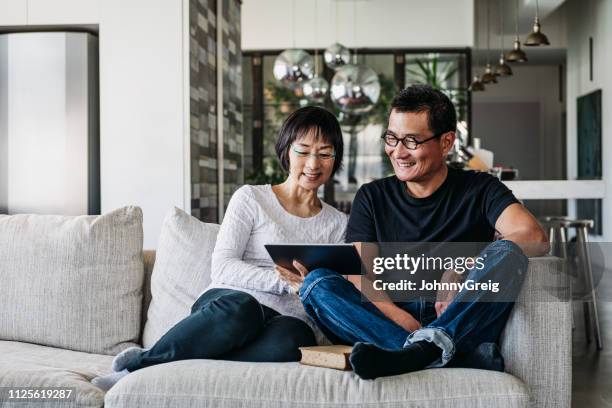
left=92, top=106, right=347, bottom=390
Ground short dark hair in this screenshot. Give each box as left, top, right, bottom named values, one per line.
left=275, top=106, right=344, bottom=175
left=390, top=85, right=457, bottom=135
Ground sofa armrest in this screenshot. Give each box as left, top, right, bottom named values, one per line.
left=500, top=256, right=571, bottom=408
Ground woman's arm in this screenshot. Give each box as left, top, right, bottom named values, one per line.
left=211, top=187, right=291, bottom=295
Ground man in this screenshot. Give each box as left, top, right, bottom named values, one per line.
left=277, top=85, right=549, bottom=380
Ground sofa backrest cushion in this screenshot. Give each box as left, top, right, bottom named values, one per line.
left=0, top=207, right=144, bottom=355
left=142, top=207, right=219, bottom=348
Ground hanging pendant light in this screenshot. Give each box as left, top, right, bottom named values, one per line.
left=495, top=0, right=513, bottom=77
left=324, top=1, right=350, bottom=70
left=324, top=43, right=351, bottom=70
left=273, top=0, right=314, bottom=89
left=506, top=0, right=528, bottom=63
left=481, top=64, right=497, bottom=84
left=273, top=49, right=314, bottom=89
left=480, top=0, right=497, bottom=84
left=524, top=0, right=550, bottom=46
left=330, top=0, right=380, bottom=114
left=469, top=0, right=485, bottom=92
left=303, top=0, right=329, bottom=104
left=469, top=75, right=486, bottom=92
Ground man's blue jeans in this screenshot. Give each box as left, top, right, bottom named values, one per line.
left=299, top=240, right=528, bottom=369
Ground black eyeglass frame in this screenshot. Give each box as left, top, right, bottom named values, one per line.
left=380, top=132, right=445, bottom=150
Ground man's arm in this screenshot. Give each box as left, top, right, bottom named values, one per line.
left=494, top=203, right=550, bottom=256
left=349, top=242, right=421, bottom=332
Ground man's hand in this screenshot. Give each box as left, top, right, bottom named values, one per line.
left=384, top=304, right=422, bottom=332
left=435, top=268, right=464, bottom=317
left=275, top=260, right=309, bottom=292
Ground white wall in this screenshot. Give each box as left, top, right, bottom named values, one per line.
left=566, top=0, right=612, bottom=241
left=473, top=64, right=565, bottom=180
left=0, top=0, right=190, bottom=248
left=241, top=0, right=474, bottom=50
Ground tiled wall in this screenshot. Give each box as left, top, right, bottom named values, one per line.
left=190, top=0, right=242, bottom=222
left=221, top=0, right=243, bottom=209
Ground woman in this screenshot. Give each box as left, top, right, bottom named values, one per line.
left=92, top=106, right=347, bottom=390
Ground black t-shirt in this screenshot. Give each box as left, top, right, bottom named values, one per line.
left=346, top=166, right=519, bottom=243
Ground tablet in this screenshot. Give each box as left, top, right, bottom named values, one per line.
left=264, top=244, right=363, bottom=275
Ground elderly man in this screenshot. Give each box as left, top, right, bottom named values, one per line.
left=277, top=85, right=548, bottom=380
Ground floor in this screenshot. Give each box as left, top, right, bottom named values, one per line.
left=572, top=267, right=612, bottom=407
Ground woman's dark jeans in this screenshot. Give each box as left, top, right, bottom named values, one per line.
left=126, top=288, right=316, bottom=372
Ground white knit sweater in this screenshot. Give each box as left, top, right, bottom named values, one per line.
left=205, top=184, right=348, bottom=344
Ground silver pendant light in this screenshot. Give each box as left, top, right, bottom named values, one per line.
left=324, top=0, right=350, bottom=70
left=524, top=0, right=550, bottom=46
left=273, top=0, right=314, bottom=89
left=330, top=0, right=380, bottom=113
left=303, top=0, right=329, bottom=104
left=506, top=0, right=528, bottom=63
left=481, top=0, right=497, bottom=84
left=495, top=0, right=513, bottom=77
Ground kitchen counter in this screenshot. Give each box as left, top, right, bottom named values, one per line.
left=503, top=180, right=605, bottom=200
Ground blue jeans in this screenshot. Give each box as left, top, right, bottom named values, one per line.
left=299, top=240, right=528, bottom=369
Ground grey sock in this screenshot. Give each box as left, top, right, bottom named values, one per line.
left=91, top=369, right=129, bottom=391
left=111, top=346, right=146, bottom=372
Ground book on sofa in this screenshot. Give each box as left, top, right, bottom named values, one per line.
left=299, top=345, right=353, bottom=370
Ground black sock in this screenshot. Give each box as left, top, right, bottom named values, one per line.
left=349, top=341, right=441, bottom=380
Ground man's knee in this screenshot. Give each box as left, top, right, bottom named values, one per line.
left=301, top=268, right=349, bottom=299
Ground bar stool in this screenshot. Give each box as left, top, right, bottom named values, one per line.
left=541, top=217, right=603, bottom=350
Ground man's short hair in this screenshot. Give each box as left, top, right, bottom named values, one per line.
left=275, top=106, right=344, bottom=175
left=390, top=85, right=457, bottom=135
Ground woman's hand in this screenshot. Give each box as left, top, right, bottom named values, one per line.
left=275, top=260, right=309, bottom=293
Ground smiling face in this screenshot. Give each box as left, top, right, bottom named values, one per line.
left=286, top=128, right=336, bottom=191
left=384, top=109, right=454, bottom=183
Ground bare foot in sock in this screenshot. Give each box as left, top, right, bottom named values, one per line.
left=112, top=346, right=146, bottom=372
left=91, top=369, right=129, bottom=391
left=349, top=341, right=441, bottom=380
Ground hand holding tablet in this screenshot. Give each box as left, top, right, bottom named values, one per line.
left=265, top=244, right=364, bottom=276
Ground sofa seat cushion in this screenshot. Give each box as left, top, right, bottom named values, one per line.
left=105, top=359, right=529, bottom=408
left=0, top=340, right=113, bottom=407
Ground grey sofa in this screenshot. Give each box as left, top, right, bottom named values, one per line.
left=0, top=208, right=571, bottom=408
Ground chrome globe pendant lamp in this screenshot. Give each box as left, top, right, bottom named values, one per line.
left=273, top=0, right=314, bottom=89
left=524, top=0, right=550, bottom=46
left=324, top=0, right=351, bottom=70
left=506, top=0, right=528, bottom=62
left=331, top=59, right=380, bottom=114
left=481, top=0, right=497, bottom=84
left=495, top=0, right=513, bottom=77
left=330, top=0, right=380, bottom=114
left=303, top=0, right=329, bottom=104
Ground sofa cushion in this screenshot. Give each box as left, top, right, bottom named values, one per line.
left=142, top=207, right=219, bottom=348
left=0, top=340, right=113, bottom=407
left=104, top=359, right=529, bottom=408
left=0, top=207, right=144, bottom=355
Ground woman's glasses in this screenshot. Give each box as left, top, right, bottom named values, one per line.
left=291, top=145, right=336, bottom=161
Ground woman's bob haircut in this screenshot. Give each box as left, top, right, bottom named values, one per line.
left=275, top=106, right=344, bottom=176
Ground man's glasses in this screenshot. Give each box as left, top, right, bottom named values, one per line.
left=291, top=145, right=336, bottom=161
left=381, top=132, right=443, bottom=150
